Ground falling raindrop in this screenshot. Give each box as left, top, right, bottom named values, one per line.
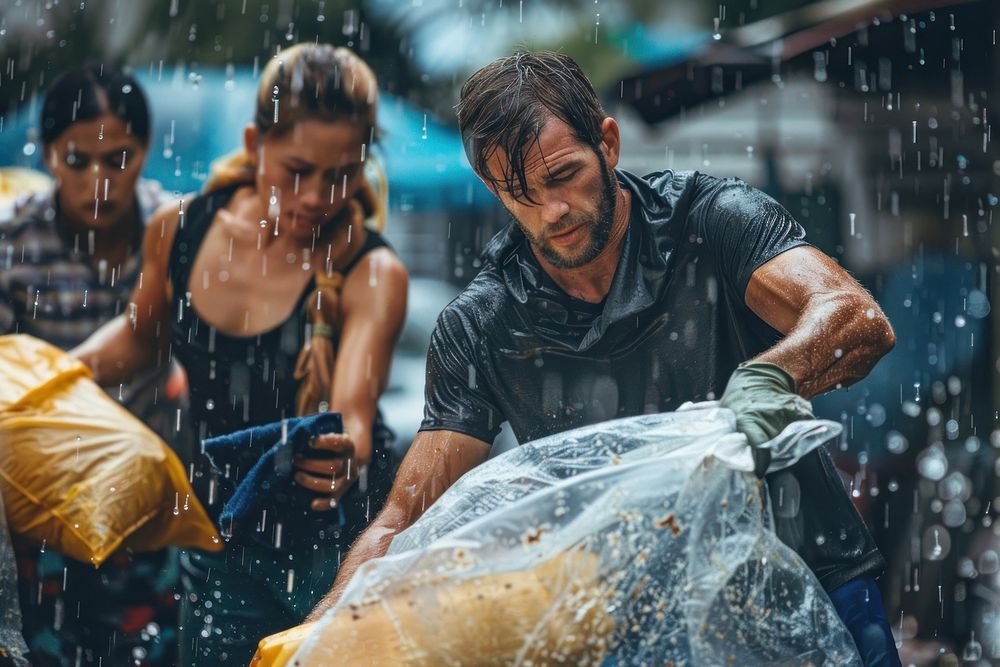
left=962, top=633, right=983, bottom=661
left=268, top=187, right=280, bottom=220
left=922, top=525, right=950, bottom=560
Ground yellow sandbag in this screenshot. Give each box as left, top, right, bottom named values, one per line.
left=0, top=334, right=221, bottom=565
left=252, top=547, right=612, bottom=667
left=251, top=622, right=318, bottom=667
left=0, top=167, right=51, bottom=209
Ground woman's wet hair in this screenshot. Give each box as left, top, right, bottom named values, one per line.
left=206, top=43, right=382, bottom=208
left=40, top=64, right=150, bottom=145
left=254, top=43, right=378, bottom=139
left=455, top=51, right=606, bottom=205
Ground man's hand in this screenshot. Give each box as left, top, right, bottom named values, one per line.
left=293, top=432, right=360, bottom=511
left=305, top=429, right=491, bottom=621
left=720, top=361, right=814, bottom=478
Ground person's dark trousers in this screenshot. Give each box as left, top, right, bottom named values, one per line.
left=828, top=578, right=902, bottom=667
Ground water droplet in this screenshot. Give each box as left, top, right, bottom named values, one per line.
left=942, top=500, right=967, bottom=527
left=957, top=290, right=987, bottom=322
left=978, top=550, right=1000, bottom=574
left=917, top=447, right=948, bottom=481
left=962, top=634, right=983, bottom=661
left=866, top=403, right=887, bottom=427
left=922, top=525, right=950, bottom=560
left=268, top=187, right=280, bottom=219
left=886, top=431, right=908, bottom=454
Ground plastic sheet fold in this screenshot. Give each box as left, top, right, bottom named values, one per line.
left=262, top=403, right=862, bottom=666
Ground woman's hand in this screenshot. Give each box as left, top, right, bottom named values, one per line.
left=293, top=432, right=362, bottom=511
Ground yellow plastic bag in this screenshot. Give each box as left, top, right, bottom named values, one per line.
left=0, top=334, right=221, bottom=565
left=250, top=622, right=317, bottom=667
left=251, top=548, right=611, bottom=666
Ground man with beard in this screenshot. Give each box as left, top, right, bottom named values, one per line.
left=310, top=51, right=900, bottom=666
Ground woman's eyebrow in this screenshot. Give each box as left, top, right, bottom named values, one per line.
left=97, top=144, right=133, bottom=156
left=322, top=159, right=363, bottom=172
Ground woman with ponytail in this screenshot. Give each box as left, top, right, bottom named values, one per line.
left=72, top=44, right=408, bottom=665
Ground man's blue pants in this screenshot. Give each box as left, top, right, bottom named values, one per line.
left=828, top=577, right=902, bottom=667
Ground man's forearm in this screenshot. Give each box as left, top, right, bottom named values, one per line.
left=306, top=509, right=406, bottom=622
left=755, top=291, right=895, bottom=399
left=306, top=430, right=490, bottom=622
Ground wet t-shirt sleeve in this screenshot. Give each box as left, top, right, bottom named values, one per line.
left=419, top=305, right=502, bottom=445
left=691, top=176, right=808, bottom=301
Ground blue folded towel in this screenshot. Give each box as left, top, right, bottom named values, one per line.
left=202, top=413, right=347, bottom=541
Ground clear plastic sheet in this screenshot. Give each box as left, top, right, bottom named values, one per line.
left=0, top=489, right=29, bottom=667
left=294, top=403, right=862, bottom=666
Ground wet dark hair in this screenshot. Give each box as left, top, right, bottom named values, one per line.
left=456, top=51, right=606, bottom=205
left=40, top=64, right=150, bottom=145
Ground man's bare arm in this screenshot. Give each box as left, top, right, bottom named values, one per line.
left=745, top=246, right=896, bottom=398
left=306, top=429, right=490, bottom=621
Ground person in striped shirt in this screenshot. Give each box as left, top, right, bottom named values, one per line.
left=0, top=64, right=183, bottom=667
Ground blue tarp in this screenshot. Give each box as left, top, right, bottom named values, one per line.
left=0, top=67, right=491, bottom=212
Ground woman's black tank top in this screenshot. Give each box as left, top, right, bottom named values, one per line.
left=167, top=183, right=391, bottom=441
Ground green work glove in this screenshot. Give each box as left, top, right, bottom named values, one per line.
left=719, top=361, right=814, bottom=478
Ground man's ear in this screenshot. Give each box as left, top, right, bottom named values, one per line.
left=242, top=124, right=259, bottom=166
left=598, top=117, right=621, bottom=170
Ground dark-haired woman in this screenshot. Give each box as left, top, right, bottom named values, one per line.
left=0, top=66, right=183, bottom=666
left=73, top=45, right=408, bottom=665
